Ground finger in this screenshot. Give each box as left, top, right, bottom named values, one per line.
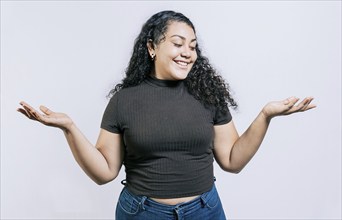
left=19, top=101, right=35, bottom=110
left=21, top=103, right=42, bottom=121
left=304, top=104, right=317, bottom=111
left=17, top=108, right=31, bottom=118
left=302, top=97, right=316, bottom=111
left=18, top=104, right=36, bottom=120
left=296, top=97, right=314, bottom=112
left=286, top=97, right=316, bottom=114
left=20, top=101, right=35, bottom=110
left=284, top=97, right=299, bottom=109
left=300, top=97, right=314, bottom=110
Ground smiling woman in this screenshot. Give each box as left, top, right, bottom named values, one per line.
left=17, top=10, right=316, bottom=220
left=147, top=22, right=198, bottom=80
left=110, top=11, right=238, bottom=115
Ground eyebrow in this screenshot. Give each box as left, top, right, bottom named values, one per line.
left=170, top=34, right=197, bottom=43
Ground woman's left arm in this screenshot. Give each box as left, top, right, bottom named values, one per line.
left=213, top=96, right=316, bottom=173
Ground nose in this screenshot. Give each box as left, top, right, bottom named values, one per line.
left=181, top=47, right=191, bottom=58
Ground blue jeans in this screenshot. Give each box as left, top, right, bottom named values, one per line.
left=115, top=184, right=226, bottom=220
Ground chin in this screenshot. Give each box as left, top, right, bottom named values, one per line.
left=170, top=68, right=191, bottom=80
left=172, top=72, right=189, bottom=80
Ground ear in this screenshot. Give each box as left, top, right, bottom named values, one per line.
left=146, top=39, right=155, bottom=56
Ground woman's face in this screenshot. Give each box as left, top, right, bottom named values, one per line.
left=149, top=22, right=198, bottom=80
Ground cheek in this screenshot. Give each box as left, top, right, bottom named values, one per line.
left=192, top=53, right=198, bottom=63
left=170, top=48, right=182, bottom=58
left=157, top=49, right=178, bottom=63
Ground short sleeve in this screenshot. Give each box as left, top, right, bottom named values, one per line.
left=100, top=94, right=122, bottom=133
left=213, top=105, right=232, bottom=125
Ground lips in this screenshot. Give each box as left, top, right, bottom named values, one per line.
left=174, top=60, right=190, bottom=68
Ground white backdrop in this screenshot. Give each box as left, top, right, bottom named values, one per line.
left=1, top=1, right=341, bottom=219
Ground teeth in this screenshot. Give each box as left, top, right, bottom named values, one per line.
left=175, top=61, right=188, bottom=66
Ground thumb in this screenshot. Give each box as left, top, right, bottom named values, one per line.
left=39, top=105, right=54, bottom=115
left=284, top=97, right=298, bottom=106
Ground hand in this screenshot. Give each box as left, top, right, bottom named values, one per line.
left=261, top=97, right=316, bottom=120
left=17, top=101, right=74, bottom=130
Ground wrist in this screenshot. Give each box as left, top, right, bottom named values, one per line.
left=260, top=108, right=273, bottom=123
left=61, top=120, right=75, bottom=133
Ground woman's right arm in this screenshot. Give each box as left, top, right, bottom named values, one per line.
left=17, top=101, right=124, bottom=185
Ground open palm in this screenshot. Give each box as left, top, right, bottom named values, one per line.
left=17, top=101, right=73, bottom=130
left=262, top=97, right=316, bottom=119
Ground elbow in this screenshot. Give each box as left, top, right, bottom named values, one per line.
left=93, top=172, right=119, bottom=185
left=220, top=164, right=245, bottom=174
left=94, top=176, right=115, bottom=185
left=95, top=179, right=110, bottom=185
left=230, top=168, right=243, bottom=174
left=223, top=167, right=242, bottom=174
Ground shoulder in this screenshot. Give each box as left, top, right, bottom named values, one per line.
left=111, top=82, right=146, bottom=99
left=211, top=104, right=233, bottom=125
left=121, top=81, right=151, bottom=94
left=109, top=81, right=152, bottom=108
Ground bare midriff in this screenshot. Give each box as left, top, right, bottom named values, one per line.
left=150, top=195, right=200, bottom=205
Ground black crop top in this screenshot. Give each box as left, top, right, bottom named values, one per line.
left=101, top=76, right=232, bottom=198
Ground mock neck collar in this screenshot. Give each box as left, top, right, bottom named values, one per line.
left=146, top=75, right=183, bottom=87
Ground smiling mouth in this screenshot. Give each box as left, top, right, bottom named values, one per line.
left=174, top=60, right=189, bottom=68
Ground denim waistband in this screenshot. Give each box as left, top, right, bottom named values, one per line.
left=121, top=183, right=218, bottom=213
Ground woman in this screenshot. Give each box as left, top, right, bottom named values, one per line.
left=17, top=10, right=315, bottom=220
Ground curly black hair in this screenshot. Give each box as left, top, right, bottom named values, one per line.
left=108, top=10, right=237, bottom=113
